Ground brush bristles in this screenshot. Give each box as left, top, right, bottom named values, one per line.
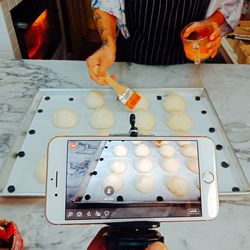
left=125, top=91, right=141, bottom=110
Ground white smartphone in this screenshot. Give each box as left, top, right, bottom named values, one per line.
left=45, top=136, right=219, bottom=225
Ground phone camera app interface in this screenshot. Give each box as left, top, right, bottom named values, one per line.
left=65, top=140, right=202, bottom=220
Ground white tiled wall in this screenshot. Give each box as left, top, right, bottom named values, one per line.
left=0, top=0, right=22, bottom=59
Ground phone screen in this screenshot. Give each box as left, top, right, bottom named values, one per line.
left=65, top=139, right=202, bottom=220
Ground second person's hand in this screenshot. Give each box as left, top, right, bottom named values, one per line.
left=87, top=38, right=116, bottom=85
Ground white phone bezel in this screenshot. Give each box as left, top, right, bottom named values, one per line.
left=45, top=136, right=219, bottom=225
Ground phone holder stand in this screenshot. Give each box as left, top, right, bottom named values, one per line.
left=104, top=116, right=164, bottom=249
left=105, top=222, right=164, bottom=250
left=129, top=114, right=139, bottom=137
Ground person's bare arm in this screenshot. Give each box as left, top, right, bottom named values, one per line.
left=87, top=9, right=117, bottom=85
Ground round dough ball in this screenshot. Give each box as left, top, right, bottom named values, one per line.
left=34, top=155, right=47, bottom=183
left=104, top=173, right=124, bottom=192
left=132, top=141, right=142, bottom=145
left=133, top=110, right=155, bottom=132
left=110, top=160, right=127, bottom=174
left=53, top=109, right=78, bottom=128
left=166, top=112, right=193, bottom=132
left=85, top=90, right=104, bottom=109
left=163, top=94, right=186, bottom=112
left=154, top=140, right=169, bottom=147
left=95, top=129, right=110, bottom=136
left=113, top=145, right=128, bottom=157
left=132, top=94, right=149, bottom=111
left=162, top=158, right=180, bottom=173
left=167, top=176, right=188, bottom=196
left=90, top=107, right=115, bottom=129
left=136, top=158, right=153, bottom=173
left=159, top=144, right=176, bottom=158
left=135, top=175, right=155, bottom=193
left=181, top=144, right=198, bottom=158
left=135, top=144, right=150, bottom=157
left=177, top=140, right=192, bottom=147
left=187, top=158, right=199, bottom=173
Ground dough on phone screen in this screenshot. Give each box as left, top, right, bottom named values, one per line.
left=181, top=144, right=198, bottom=158
left=104, top=173, right=124, bottom=192
left=163, top=94, right=186, bottom=112
left=167, top=176, right=188, bottom=196
left=166, top=111, right=192, bottom=131
left=135, top=175, right=155, bottom=193
left=90, top=107, right=115, bottom=129
left=134, top=143, right=150, bottom=157
left=154, top=140, right=169, bottom=147
left=34, top=155, right=47, bottom=183
left=110, top=160, right=127, bottom=174
left=177, top=140, right=192, bottom=147
left=187, top=158, right=199, bottom=173
left=85, top=90, right=104, bottom=109
left=53, top=108, right=78, bottom=128
left=112, top=145, right=128, bottom=157
left=136, top=158, right=153, bottom=173
left=162, top=158, right=180, bottom=173
left=159, top=144, right=176, bottom=158
left=132, top=141, right=142, bottom=145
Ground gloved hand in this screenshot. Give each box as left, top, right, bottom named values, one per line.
left=86, top=38, right=116, bottom=85
left=182, top=20, right=221, bottom=59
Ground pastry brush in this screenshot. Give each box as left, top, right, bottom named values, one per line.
left=93, top=66, right=141, bottom=110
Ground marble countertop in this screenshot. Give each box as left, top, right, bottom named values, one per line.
left=0, top=60, right=250, bottom=249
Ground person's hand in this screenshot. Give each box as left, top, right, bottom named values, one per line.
left=86, top=38, right=116, bottom=85
left=87, top=227, right=168, bottom=250
left=182, top=20, right=221, bottom=59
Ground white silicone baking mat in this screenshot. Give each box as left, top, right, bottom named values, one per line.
left=0, top=88, right=249, bottom=198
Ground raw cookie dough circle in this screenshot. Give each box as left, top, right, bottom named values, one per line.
left=163, top=94, right=186, bottom=112
left=166, top=111, right=193, bottom=132
left=134, top=144, right=150, bottom=157
left=167, top=176, right=188, bottom=196
left=90, top=107, right=115, bottom=129
left=136, top=158, right=153, bottom=173
left=135, top=175, right=155, bottom=193
left=34, top=155, right=47, bottom=184
left=187, top=158, right=199, bottom=173
left=85, top=90, right=104, bottom=109
left=53, top=109, right=78, bottom=128
left=111, top=160, right=127, bottom=174
left=104, top=173, right=124, bottom=192
left=113, top=145, right=128, bottom=157
left=162, top=158, right=180, bottom=173
left=181, top=144, right=198, bottom=158
left=159, top=144, right=176, bottom=158
left=133, top=110, right=155, bottom=132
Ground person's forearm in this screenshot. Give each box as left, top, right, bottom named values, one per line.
left=93, top=9, right=116, bottom=47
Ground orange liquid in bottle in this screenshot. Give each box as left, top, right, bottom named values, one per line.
left=182, top=26, right=213, bottom=64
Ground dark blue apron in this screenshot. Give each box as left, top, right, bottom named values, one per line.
left=116, top=0, right=210, bottom=65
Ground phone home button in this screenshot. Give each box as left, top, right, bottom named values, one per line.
left=202, top=171, right=214, bottom=184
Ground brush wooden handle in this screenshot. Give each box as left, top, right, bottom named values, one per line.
left=93, top=66, right=127, bottom=97
left=104, top=73, right=128, bottom=97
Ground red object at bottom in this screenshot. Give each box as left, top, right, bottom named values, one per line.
left=0, top=220, right=24, bottom=250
